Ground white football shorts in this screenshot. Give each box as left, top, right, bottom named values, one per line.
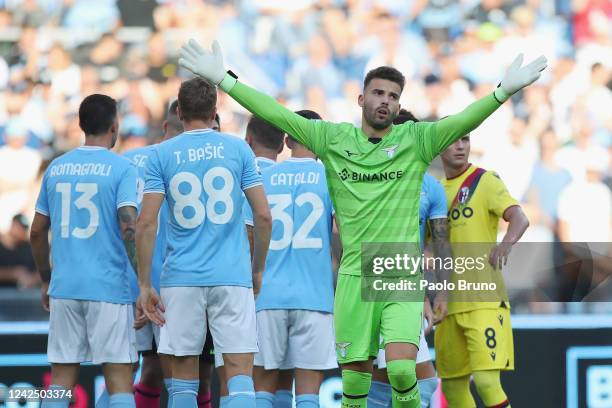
left=253, top=309, right=337, bottom=370
left=47, top=298, right=138, bottom=364
left=158, top=286, right=258, bottom=357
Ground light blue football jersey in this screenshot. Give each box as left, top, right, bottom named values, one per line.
left=35, top=146, right=138, bottom=303
left=243, top=157, right=276, bottom=226
left=144, top=129, right=261, bottom=287
left=256, top=158, right=335, bottom=313
left=419, top=173, right=448, bottom=248
left=123, top=146, right=167, bottom=293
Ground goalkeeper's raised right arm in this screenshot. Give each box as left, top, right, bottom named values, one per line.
left=178, top=39, right=333, bottom=158
left=227, top=81, right=333, bottom=158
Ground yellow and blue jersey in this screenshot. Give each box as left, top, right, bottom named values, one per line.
left=441, top=164, right=518, bottom=314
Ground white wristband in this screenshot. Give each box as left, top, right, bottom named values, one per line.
left=493, top=87, right=511, bottom=104
left=219, top=72, right=238, bottom=93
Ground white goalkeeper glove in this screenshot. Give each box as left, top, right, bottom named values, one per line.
left=179, top=39, right=236, bottom=90
left=494, top=53, right=548, bottom=103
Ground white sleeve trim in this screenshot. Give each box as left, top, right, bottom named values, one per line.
left=244, top=219, right=254, bottom=227
left=428, top=214, right=447, bottom=220
left=242, top=181, right=263, bottom=191
left=35, top=208, right=49, bottom=216
left=143, top=190, right=166, bottom=195
left=117, top=201, right=138, bottom=209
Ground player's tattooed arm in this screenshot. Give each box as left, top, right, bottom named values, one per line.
left=430, top=218, right=452, bottom=282
left=118, top=205, right=138, bottom=273
left=30, top=213, right=52, bottom=283
left=430, top=217, right=452, bottom=323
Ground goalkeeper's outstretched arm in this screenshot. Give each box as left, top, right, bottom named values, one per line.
left=415, top=53, right=547, bottom=163
left=178, top=39, right=329, bottom=157
left=227, top=81, right=318, bottom=151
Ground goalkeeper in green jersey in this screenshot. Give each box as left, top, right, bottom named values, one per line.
left=179, top=40, right=546, bottom=408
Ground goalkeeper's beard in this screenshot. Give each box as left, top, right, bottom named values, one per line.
left=364, top=105, right=396, bottom=130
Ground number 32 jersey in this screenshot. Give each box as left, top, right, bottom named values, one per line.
left=255, top=158, right=335, bottom=313
left=35, top=146, right=138, bottom=304
left=144, top=129, right=262, bottom=288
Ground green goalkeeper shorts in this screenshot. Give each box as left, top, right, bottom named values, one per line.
left=333, top=274, right=424, bottom=364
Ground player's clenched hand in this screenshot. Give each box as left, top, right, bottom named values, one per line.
left=134, top=298, right=149, bottom=330
left=138, top=287, right=165, bottom=326
left=41, top=282, right=50, bottom=312
left=495, top=53, right=548, bottom=103
left=489, top=242, right=513, bottom=270
left=179, top=39, right=226, bottom=85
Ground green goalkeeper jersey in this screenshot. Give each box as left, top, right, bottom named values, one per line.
left=228, top=82, right=502, bottom=276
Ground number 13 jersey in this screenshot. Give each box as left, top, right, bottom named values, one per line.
left=35, top=146, right=138, bottom=303
left=144, top=129, right=262, bottom=288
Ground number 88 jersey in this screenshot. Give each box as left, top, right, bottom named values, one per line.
left=144, top=129, right=262, bottom=288
left=255, top=158, right=335, bottom=313
left=35, top=146, right=138, bottom=304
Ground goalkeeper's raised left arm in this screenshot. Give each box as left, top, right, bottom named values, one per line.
left=413, top=53, right=547, bottom=163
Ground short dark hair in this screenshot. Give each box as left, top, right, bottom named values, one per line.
left=78, top=94, right=117, bottom=135
left=178, top=77, right=217, bottom=122
left=295, top=109, right=322, bottom=121
left=246, top=115, right=284, bottom=151
left=393, top=109, right=419, bottom=124
left=166, top=99, right=183, bottom=133
left=288, top=110, right=322, bottom=143
left=364, top=66, right=405, bottom=92
left=168, top=99, right=179, bottom=115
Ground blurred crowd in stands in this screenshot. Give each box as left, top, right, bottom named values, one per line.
left=0, top=0, right=609, bottom=309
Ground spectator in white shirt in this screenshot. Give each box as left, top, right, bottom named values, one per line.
left=0, top=118, right=42, bottom=233
left=558, top=149, right=610, bottom=243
